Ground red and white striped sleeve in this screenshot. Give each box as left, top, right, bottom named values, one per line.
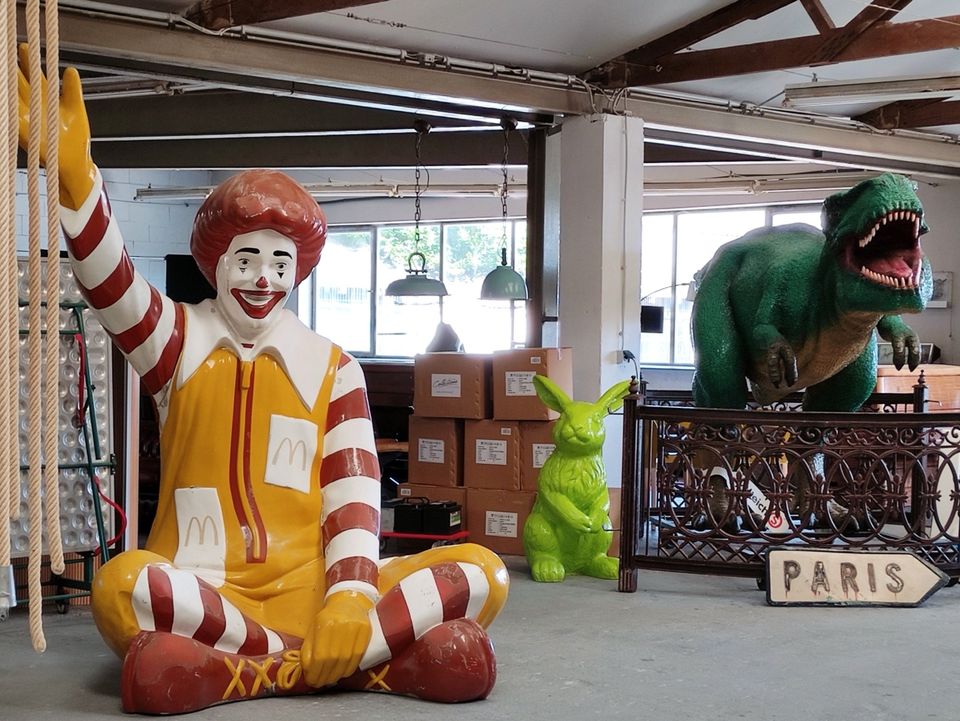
left=319, top=351, right=381, bottom=603
left=59, top=171, right=184, bottom=396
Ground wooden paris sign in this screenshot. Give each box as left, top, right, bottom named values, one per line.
left=766, top=548, right=949, bottom=607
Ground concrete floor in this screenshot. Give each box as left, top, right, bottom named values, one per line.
left=1, top=555, right=958, bottom=720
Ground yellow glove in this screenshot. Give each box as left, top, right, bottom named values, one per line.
left=300, top=590, right=374, bottom=688
left=17, top=44, right=96, bottom=210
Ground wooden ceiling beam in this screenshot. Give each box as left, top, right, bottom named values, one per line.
left=805, top=0, right=912, bottom=65
left=182, top=0, right=384, bottom=31
left=580, top=0, right=795, bottom=87
left=600, top=14, right=960, bottom=87
left=798, top=0, right=834, bottom=34
left=855, top=98, right=960, bottom=130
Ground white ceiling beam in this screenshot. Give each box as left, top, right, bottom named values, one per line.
left=40, top=7, right=960, bottom=176
left=785, top=74, right=960, bottom=108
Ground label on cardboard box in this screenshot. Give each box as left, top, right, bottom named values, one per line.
left=505, top=371, right=537, bottom=397
left=533, top=443, right=555, bottom=468
left=485, top=510, right=519, bottom=538
left=431, top=373, right=462, bottom=398
left=418, top=438, right=445, bottom=464
left=476, top=439, right=507, bottom=465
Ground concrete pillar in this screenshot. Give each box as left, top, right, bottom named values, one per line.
left=557, top=113, right=643, bottom=486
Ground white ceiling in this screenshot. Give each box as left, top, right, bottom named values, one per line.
left=101, top=0, right=960, bottom=126
left=58, top=0, right=960, bottom=194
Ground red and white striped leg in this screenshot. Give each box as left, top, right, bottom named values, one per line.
left=339, top=561, right=496, bottom=702
left=131, top=563, right=295, bottom=655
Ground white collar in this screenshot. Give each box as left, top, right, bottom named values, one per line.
left=178, top=299, right=334, bottom=410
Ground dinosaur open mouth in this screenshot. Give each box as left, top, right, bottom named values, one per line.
left=846, top=209, right=923, bottom=289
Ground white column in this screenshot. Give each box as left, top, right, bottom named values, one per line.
left=557, top=114, right=643, bottom=486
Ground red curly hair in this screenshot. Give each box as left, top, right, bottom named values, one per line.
left=190, top=169, right=326, bottom=289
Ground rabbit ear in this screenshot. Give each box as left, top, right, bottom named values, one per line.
left=596, top=380, right=632, bottom=414
left=533, top=373, right=571, bottom=413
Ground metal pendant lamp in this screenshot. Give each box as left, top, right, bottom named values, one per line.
left=481, top=117, right=527, bottom=301
left=481, top=246, right=527, bottom=300
left=385, top=120, right=449, bottom=299
left=385, top=250, right=449, bottom=297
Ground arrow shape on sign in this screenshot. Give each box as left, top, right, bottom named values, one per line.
left=766, top=547, right=949, bottom=607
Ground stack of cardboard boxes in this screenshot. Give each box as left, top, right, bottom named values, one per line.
left=401, top=348, right=573, bottom=555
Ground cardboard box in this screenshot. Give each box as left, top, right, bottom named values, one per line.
left=519, top=420, right=556, bottom=491
left=464, top=420, right=521, bottom=490
left=492, top=347, right=574, bottom=420
left=414, top=353, right=492, bottom=419
left=407, top=417, right=463, bottom=487
left=466, top=488, right=536, bottom=556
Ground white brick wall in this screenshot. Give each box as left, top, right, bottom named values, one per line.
left=14, top=168, right=208, bottom=294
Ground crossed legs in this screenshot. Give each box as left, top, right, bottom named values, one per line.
left=91, top=544, right=509, bottom=714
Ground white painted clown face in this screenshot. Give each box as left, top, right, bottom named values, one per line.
left=214, top=230, right=297, bottom=343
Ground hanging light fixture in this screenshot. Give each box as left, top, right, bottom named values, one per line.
left=480, top=117, right=528, bottom=301
left=385, top=119, right=449, bottom=298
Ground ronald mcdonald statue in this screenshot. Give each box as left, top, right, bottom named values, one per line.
left=18, top=51, right=508, bottom=715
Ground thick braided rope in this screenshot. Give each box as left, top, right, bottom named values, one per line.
left=26, top=0, right=46, bottom=653
left=0, top=0, right=12, bottom=569
left=3, top=0, right=16, bottom=529
left=43, top=0, right=63, bottom=576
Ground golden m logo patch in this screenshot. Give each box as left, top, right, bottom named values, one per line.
left=272, top=438, right=308, bottom=472
left=184, top=514, right=220, bottom=547
left=173, top=487, right=226, bottom=588
left=265, top=415, right=318, bottom=494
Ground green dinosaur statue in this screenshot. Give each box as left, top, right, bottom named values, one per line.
left=692, top=173, right=932, bottom=412
left=522, top=375, right=632, bottom=583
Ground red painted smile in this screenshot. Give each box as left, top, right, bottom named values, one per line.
left=230, top=288, right=286, bottom=319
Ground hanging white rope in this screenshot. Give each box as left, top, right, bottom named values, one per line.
left=26, top=0, right=47, bottom=653
left=3, top=0, right=16, bottom=541
left=43, top=0, right=64, bottom=580
left=0, top=0, right=14, bottom=606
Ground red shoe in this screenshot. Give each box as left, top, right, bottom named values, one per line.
left=339, top=618, right=496, bottom=703
left=121, top=631, right=312, bottom=715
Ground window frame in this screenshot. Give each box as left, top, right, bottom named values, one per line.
left=303, top=216, right=528, bottom=358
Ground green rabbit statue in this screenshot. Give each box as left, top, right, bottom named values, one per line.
left=522, top=374, right=632, bottom=582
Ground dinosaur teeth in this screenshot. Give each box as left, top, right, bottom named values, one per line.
left=861, top=265, right=916, bottom=290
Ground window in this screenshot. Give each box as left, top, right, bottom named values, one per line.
left=641, top=203, right=822, bottom=366
left=300, top=219, right=527, bottom=357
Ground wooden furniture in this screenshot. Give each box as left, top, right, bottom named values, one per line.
left=875, top=364, right=960, bottom=411
left=360, top=359, right=414, bottom=441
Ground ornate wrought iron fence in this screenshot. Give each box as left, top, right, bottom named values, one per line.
left=618, top=376, right=960, bottom=592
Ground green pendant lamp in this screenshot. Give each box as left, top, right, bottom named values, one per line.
left=385, top=120, right=448, bottom=299
left=385, top=250, right=449, bottom=297
left=481, top=117, right=527, bottom=301
left=481, top=246, right=527, bottom=300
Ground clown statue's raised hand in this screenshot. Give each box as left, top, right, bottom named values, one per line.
left=18, top=52, right=509, bottom=715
